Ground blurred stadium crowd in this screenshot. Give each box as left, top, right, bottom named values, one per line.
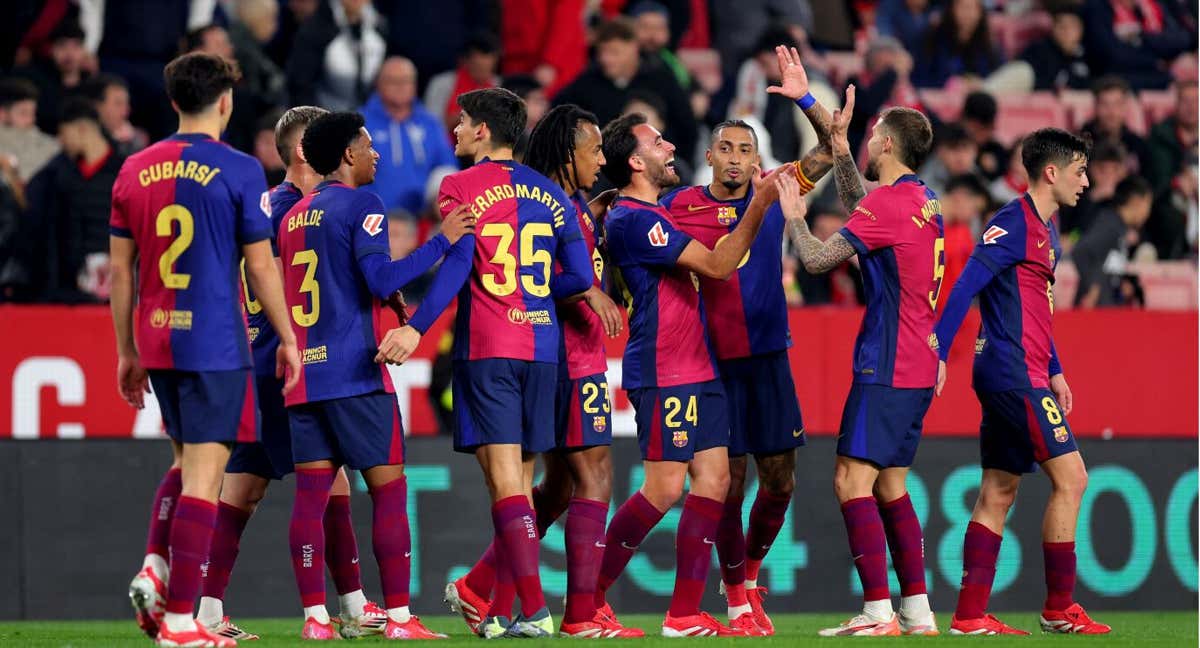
left=0, top=0, right=1195, bottom=309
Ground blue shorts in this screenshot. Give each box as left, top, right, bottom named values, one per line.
left=719, top=351, right=806, bottom=457
left=226, top=375, right=293, bottom=480
left=150, top=369, right=256, bottom=444
left=556, top=373, right=614, bottom=450
left=288, top=391, right=405, bottom=471
left=837, top=383, right=933, bottom=468
left=453, top=359, right=557, bottom=454
left=978, top=388, right=1078, bottom=474
left=628, top=379, right=729, bottom=462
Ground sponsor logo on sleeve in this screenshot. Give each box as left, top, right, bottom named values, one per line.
left=647, top=221, right=670, bottom=247
left=982, top=225, right=1008, bottom=244
left=260, top=191, right=271, bottom=217
left=362, top=213, right=385, bottom=236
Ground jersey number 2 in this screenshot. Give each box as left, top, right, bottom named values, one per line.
left=156, top=205, right=194, bottom=289
left=480, top=223, right=553, bottom=297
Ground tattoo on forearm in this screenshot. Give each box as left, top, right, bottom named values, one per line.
left=787, top=221, right=857, bottom=274
left=802, top=104, right=834, bottom=147
left=833, top=151, right=867, bottom=211
left=798, top=145, right=833, bottom=185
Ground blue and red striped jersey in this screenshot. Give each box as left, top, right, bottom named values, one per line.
left=606, top=196, right=717, bottom=389
left=109, top=132, right=272, bottom=371
left=408, top=158, right=591, bottom=363
left=276, top=181, right=396, bottom=406
left=838, top=174, right=944, bottom=388
left=663, top=184, right=791, bottom=360
left=968, top=194, right=1063, bottom=392
left=245, top=181, right=303, bottom=377
left=557, top=191, right=609, bottom=380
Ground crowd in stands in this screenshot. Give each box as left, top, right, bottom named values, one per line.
left=0, top=0, right=1195, bottom=309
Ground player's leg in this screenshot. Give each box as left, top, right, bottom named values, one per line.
left=129, top=440, right=182, bottom=638
left=742, top=449, right=795, bottom=635
left=196, top=470, right=270, bottom=636
left=325, top=467, right=389, bottom=636
left=716, top=455, right=758, bottom=632
left=874, top=467, right=935, bottom=634
left=287, top=400, right=342, bottom=638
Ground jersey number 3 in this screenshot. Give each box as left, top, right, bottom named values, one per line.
left=480, top=223, right=553, bottom=297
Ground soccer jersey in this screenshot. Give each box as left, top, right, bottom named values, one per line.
left=838, top=174, right=944, bottom=388
left=606, top=196, right=717, bottom=389
left=966, top=193, right=1063, bottom=392
left=664, top=184, right=790, bottom=360
left=245, top=181, right=303, bottom=377
left=558, top=191, right=608, bottom=380
left=276, top=181, right=397, bottom=406
left=407, top=158, right=591, bottom=363
left=109, top=132, right=273, bottom=371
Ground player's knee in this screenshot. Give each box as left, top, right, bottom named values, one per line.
left=978, top=481, right=1018, bottom=513
left=642, top=480, right=684, bottom=511
left=576, top=464, right=613, bottom=502
left=760, top=471, right=795, bottom=498
left=1053, top=464, right=1088, bottom=503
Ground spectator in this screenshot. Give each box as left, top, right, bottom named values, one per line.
left=504, top=74, right=549, bottom=161
left=287, top=0, right=387, bottom=111
left=266, top=0, right=322, bottom=68
left=919, top=123, right=980, bottom=197
left=361, top=57, right=458, bottom=216
left=227, top=0, right=287, bottom=120
left=1146, top=78, right=1199, bottom=194
left=185, top=24, right=262, bottom=151
left=0, top=155, right=25, bottom=300
left=498, top=0, right=587, bottom=97
left=253, top=110, right=287, bottom=186
left=940, top=174, right=993, bottom=305
left=1059, top=139, right=1129, bottom=234
left=1082, top=0, right=1193, bottom=89
left=1072, top=175, right=1155, bottom=308
left=962, top=91, right=1009, bottom=181
left=989, top=139, right=1029, bottom=204
left=875, top=0, right=935, bottom=55
left=0, top=78, right=60, bottom=183
left=912, top=0, right=1034, bottom=91
left=1146, top=79, right=1199, bottom=258
left=81, top=74, right=148, bottom=157
left=15, top=20, right=92, bottom=135
left=378, top=1, right=494, bottom=95
left=709, top=0, right=814, bottom=78
left=846, top=36, right=920, bottom=157
left=554, top=17, right=698, bottom=164
left=1079, top=75, right=1153, bottom=174
left=1020, top=5, right=1092, bottom=91
left=631, top=2, right=691, bottom=90
left=23, top=98, right=123, bottom=302
left=423, top=32, right=501, bottom=132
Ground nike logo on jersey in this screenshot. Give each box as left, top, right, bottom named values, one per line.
left=792, top=428, right=804, bottom=438
left=982, top=225, right=1008, bottom=244
left=702, top=537, right=716, bottom=545
left=595, top=541, right=607, bottom=549
left=404, top=551, right=412, bottom=558
left=686, top=204, right=711, bottom=211
left=351, top=557, right=359, bottom=564
left=1037, top=239, right=1047, bottom=248
left=647, top=221, right=670, bottom=247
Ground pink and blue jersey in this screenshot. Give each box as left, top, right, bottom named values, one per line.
left=558, top=192, right=609, bottom=380
left=246, top=181, right=303, bottom=377
left=277, top=181, right=452, bottom=406
left=839, top=174, right=944, bottom=388
left=664, top=184, right=790, bottom=360
left=606, top=196, right=717, bottom=389
left=109, top=132, right=273, bottom=371
left=936, top=193, right=1064, bottom=392
left=407, top=158, right=592, bottom=363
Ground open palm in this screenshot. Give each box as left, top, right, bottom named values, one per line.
left=766, top=46, right=810, bottom=100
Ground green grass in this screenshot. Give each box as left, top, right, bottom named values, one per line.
left=0, top=612, right=1194, bottom=647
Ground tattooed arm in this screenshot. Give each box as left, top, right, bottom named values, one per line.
left=776, top=173, right=857, bottom=274
left=829, top=85, right=867, bottom=211
left=765, top=44, right=835, bottom=183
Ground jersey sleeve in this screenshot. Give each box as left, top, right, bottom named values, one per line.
left=970, top=208, right=1027, bottom=274
left=549, top=184, right=591, bottom=299
left=235, top=160, right=273, bottom=245
left=349, top=191, right=391, bottom=259
left=619, top=208, right=692, bottom=269
left=109, top=165, right=132, bottom=238
left=839, top=188, right=897, bottom=255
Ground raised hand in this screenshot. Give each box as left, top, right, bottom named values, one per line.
left=776, top=173, right=808, bottom=221
left=830, top=85, right=856, bottom=154
left=766, top=45, right=810, bottom=100
left=750, top=163, right=786, bottom=206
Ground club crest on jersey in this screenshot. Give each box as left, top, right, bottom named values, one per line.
left=647, top=221, right=670, bottom=247
left=672, top=430, right=689, bottom=448
left=362, top=213, right=385, bottom=236
left=260, top=191, right=271, bottom=217
left=717, top=206, right=738, bottom=225
left=593, top=416, right=607, bottom=433
left=583, top=213, right=595, bottom=232
left=982, top=225, right=1008, bottom=244
left=1053, top=426, right=1069, bottom=443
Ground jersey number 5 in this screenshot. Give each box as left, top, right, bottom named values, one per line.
left=929, top=237, right=946, bottom=310
left=480, top=223, right=553, bottom=297
left=156, top=205, right=194, bottom=289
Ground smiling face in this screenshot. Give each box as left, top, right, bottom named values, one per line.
left=632, top=123, right=678, bottom=190
left=572, top=121, right=605, bottom=191
left=453, top=110, right=482, bottom=158
left=349, top=127, right=380, bottom=185
left=707, top=125, right=758, bottom=191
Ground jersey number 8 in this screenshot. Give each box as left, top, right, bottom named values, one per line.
left=480, top=223, right=553, bottom=297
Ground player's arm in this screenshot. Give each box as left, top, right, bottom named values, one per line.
left=777, top=172, right=857, bottom=274
left=357, top=204, right=475, bottom=299
left=830, top=85, right=868, bottom=211
left=677, top=165, right=787, bottom=279
left=109, top=233, right=148, bottom=409
left=550, top=206, right=593, bottom=300
left=1047, top=341, right=1072, bottom=414
left=766, top=45, right=836, bottom=184
left=243, top=239, right=301, bottom=394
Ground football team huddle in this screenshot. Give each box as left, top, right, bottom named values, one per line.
left=110, top=47, right=1110, bottom=647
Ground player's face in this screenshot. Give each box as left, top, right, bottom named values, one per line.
left=571, top=121, right=605, bottom=191
left=1053, top=155, right=1089, bottom=207
left=632, top=123, right=678, bottom=189
left=453, top=111, right=481, bottom=158
left=864, top=122, right=885, bottom=181
left=706, top=126, right=757, bottom=191
left=351, top=127, right=380, bottom=185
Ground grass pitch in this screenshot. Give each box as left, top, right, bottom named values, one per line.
left=0, top=612, right=1194, bottom=647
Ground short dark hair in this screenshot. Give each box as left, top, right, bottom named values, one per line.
left=457, top=87, right=526, bottom=148
left=463, top=32, right=500, bottom=56
left=0, top=77, right=38, bottom=108
left=275, top=106, right=328, bottom=166
left=624, top=89, right=667, bottom=119
left=879, top=107, right=934, bottom=170
left=301, top=111, right=366, bottom=175
left=963, top=91, right=998, bottom=125
left=753, top=26, right=797, bottom=56
left=594, top=17, right=636, bottom=45
left=600, top=112, right=647, bottom=188
left=163, top=52, right=241, bottom=115
left=710, top=119, right=759, bottom=150
left=944, top=173, right=990, bottom=200
left=629, top=1, right=670, bottom=17
left=1089, top=139, right=1127, bottom=164
left=183, top=24, right=224, bottom=54
left=1021, top=127, right=1090, bottom=180
left=1113, top=175, right=1152, bottom=207
left=1092, top=74, right=1131, bottom=98
left=50, top=20, right=85, bottom=43
left=526, top=104, right=600, bottom=189
left=81, top=73, right=128, bottom=103
left=59, top=97, right=100, bottom=126
left=934, top=122, right=972, bottom=148
left=501, top=74, right=541, bottom=100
